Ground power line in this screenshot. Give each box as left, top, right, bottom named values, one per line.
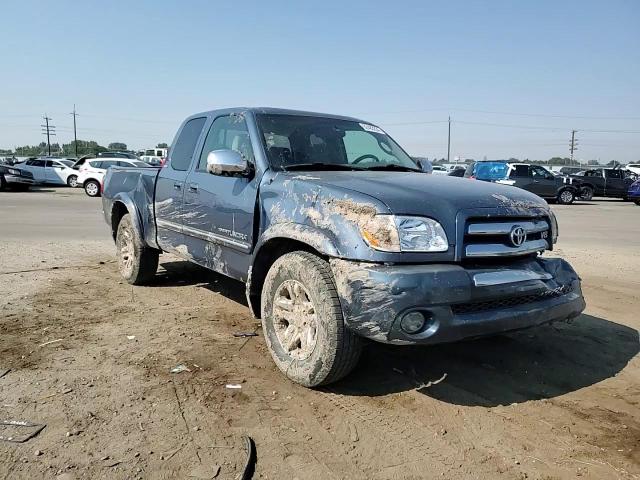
left=362, top=107, right=640, bottom=121
left=569, top=130, right=578, bottom=163
left=70, top=104, right=79, bottom=157
left=41, top=115, right=56, bottom=156
left=447, top=116, right=451, bottom=163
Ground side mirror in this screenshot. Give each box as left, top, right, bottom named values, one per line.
left=416, top=158, right=433, bottom=174
left=206, top=149, right=249, bottom=176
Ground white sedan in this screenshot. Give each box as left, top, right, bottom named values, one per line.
left=16, top=158, right=80, bottom=187
left=77, top=158, right=151, bottom=197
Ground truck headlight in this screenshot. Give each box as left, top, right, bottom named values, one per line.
left=359, top=215, right=449, bottom=252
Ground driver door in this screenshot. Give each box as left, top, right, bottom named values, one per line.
left=45, top=160, right=66, bottom=184
left=529, top=165, right=557, bottom=197
left=182, top=113, right=258, bottom=280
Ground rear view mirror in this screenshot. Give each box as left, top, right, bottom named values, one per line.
left=206, top=149, right=249, bottom=176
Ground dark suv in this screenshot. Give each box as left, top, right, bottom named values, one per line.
left=465, top=161, right=581, bottom=204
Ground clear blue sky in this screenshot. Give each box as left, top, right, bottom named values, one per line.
left=1, top=0, right=639, bottom=162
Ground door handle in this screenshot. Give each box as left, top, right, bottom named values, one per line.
left=533, top=180, right=539, bottom=183
left=173, top=182, right=181, bottom=190
left=188, top=183, right=199, bottom=193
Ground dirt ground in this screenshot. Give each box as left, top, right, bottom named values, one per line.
left=1, top=187, right=639, bottom=480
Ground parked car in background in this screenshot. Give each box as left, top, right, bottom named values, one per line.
left=627, top=179, right=640, bottom=205
left=448, top=166, right=466, bottom=177
left=140, top=148, right=168, bottom=166
left=97, top=151, right=139, bottom=160
left=0, top=164, right=35, bottom=190
left=465, top=161, right=581, bottom=204
left=571, top=168, right=637, bottom=200
left=548, top=166, right=586, bottom=176
left=1, top=156, right=20, bottom=166
left=15, top=158, right=80, bottom=187
left=102, top=107, right=585, bottom=387
left=431, top=165, right=448, bottom=175
left=625, top=163, right=640, bottom=175
left=77, top=158, right=151, bottom=197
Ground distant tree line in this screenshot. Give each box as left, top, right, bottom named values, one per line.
left=7, top=141, right=169, bottom=157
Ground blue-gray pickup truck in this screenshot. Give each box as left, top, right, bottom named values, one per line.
left=102, top=107, right=585, bottom=387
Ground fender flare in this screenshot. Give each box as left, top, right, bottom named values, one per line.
left=245, top=223, right=340, bottom=318
left=110, top=193, right=144, bottom=241
left=255, top=222, right=340, bottom=258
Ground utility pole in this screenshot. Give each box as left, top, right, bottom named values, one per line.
left=569, top=130, right=578, bottom=165
left=69, top=104, right=79, bottom=157
left=41, top=115, right=56, bottom=156
left=447, top=116, right=451, bottom=163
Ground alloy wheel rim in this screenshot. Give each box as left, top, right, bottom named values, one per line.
left=561, top=191, right=573, bottom=203
left=86, top=183, right=98, bottom=195
left=272, top=280, right=318, bottom=360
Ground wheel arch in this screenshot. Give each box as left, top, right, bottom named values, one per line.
left=110, top=196, right=144, bottom=243
left=246, top=225, right=339, bottom=318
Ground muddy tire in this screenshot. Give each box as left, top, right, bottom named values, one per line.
left=261, top=251, right=362, bottom=387
left=67, top=175, right=78, bottom=188
left=115, top=213, right=159, bottom=285
left=84, top=180, right=101, bottom=197
left=557, top=188, right=575, bottom=205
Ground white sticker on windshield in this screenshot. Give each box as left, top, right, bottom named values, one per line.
left=359, top=123, right=385, bottom=135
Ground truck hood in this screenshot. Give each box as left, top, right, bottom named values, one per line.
left=283, top=170, right=548, bottom=215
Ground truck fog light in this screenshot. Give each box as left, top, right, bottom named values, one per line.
left=400, top=311, right=426, bottom=334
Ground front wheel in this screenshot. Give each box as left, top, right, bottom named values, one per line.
left=84, top=180, right=101, bottom=197
left=635, top=200, right=640, bottom=206
left=261, top=251, right=362, bottom=387
left=579, top=186, right=593, bottom=201
left=558, top=188, right=575, bottom=205
left=115, top=213, right=159, bottom=285
left=67, top=175, right=78, bottom=188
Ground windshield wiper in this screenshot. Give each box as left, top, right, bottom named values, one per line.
left=363, top=164, right=421, bottom=172
left=282, top=163, right=361, bottom=171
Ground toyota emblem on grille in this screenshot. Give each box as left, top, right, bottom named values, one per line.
left=509, top=226, right=527, bottom=247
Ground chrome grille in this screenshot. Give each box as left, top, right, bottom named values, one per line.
left=464, top=217, right=550, bottom=258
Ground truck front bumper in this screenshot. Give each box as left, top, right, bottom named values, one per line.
left=330, top=257, right=585, bottom=345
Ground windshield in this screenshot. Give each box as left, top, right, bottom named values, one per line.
left=473, top=162, right=510, bottom=181
left=255, top=114, right=418, bottom=171
left=132, top=161, right=150, bottom=167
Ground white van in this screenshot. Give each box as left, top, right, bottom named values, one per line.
left=140, top=148, right=168, bottom=166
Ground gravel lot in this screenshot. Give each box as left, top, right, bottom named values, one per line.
left=1, top=186, right=638, bottom=480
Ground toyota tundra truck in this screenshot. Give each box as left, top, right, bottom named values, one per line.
left=102, top=108, right=585, bottom=387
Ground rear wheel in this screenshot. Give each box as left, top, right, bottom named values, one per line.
left=579, top=186, right=593, bottom=201
left=557, top=188, right=575, bottom=205
left=261, top=251, right=362, bottom=387
left=84, top=180, right=100, bottom=197
left=115, top=213, right=159, bottom=285
left=67, top=175, right=78, bottom=188
left=0, top=175, right=6, bottom=191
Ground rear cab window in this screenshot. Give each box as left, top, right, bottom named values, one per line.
left=509, top=165, right=530, bottom=178
left=170, top=117, right=207, bottom=171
